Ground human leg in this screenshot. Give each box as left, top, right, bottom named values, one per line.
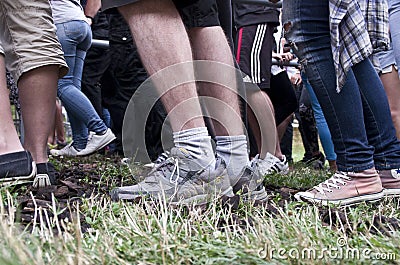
left=388, top=0, right=400, bottom=75
left=54, top=20, right=113, bottom=154
left=112, top=0, right=234, bottom=204
left=302, top=73, right=337, bottom=170
left=351, top=59, right=400, bottom=170
left=283, top=0, right=384, bottom=204
left=0, top=52, right=36, bottom=183
left=380, top=67, right=400, bottom=139
left=0, top=54, right=24, bottom=155
left=234, top=23, right=278, bottom=176
left=377, top=48, right=400, bottom=139
left=54, top=99, right=66, bottom=145
left=0, top=0, right=68, bottom=187
left=118, top=0, right=205, bottom=132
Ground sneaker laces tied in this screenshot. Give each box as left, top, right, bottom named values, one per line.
left=168, top=158, right=180, bottom=185
left=314, top=172, right=352, bottom=194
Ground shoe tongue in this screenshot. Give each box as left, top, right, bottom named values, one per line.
left=170, top=147, right=191, bottom=159
left=169, top=147, right=204, bottom=172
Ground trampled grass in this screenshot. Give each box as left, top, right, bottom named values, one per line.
left=0, top=157, right=399, bottom=265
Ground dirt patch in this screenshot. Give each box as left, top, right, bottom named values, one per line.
left=7, top=155, right=400, bottom=236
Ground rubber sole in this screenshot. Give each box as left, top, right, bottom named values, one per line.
left=383, top=188, right=400, bottom=197
left=0, top=162, right=36, bottom=186
left=295, top=191, right=384, bottom=206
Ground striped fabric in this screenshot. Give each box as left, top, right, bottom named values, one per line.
left=250, top=24, right=267, bottom=84
left=358, top=0, right=390, bottom=70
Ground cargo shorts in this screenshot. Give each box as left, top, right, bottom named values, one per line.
left=0, top=0, right=68, bottom=81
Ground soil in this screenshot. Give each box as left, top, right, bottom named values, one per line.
left=7, top=154, right=400, bottom=236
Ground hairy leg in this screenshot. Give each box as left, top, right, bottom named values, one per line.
left=119, top=0, right=205, bottom=132
left=189, top=26, right=244, bottom=136
left=18, top=65, right=58, bottom=163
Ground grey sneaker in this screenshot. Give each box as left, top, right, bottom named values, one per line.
left=143, top=151, right=170, bottom=168
left=294, top=169, right=384, bottom=206
left=50, top=142, right=78, bottom=157
left=78, top=128, right=116, bottom=156
left=110, top=147, right=233, bottom=206
left=231, top=158, right=269, bottom=204
left=378, top=169, right=400, bottom=196
left=256, top=153, right=289, bottom=176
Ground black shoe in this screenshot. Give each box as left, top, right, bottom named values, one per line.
left=0, top=151, right=36, bottom=185
left=34, top=162, right=58, bottom=188
left=305, top=152, right=326, bottom=170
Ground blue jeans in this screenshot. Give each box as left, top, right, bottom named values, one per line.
left=282, top=0, right=400, bottom=171
left=301, top=73, right=336, bottom=162
left=56, top=20, right=107, bottom=149
left=389, top=0, right=400, bottom=77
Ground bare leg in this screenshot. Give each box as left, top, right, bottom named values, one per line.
left=18, top=65, right=58, bottom=164
left=54, top=99, right=66, bottom=143
left=246, top=90, right=277, bottom=159
left=189, top=26, right=244, bottom=136
left=47, top=101, right=57, bottom=146
left=380, top=66, right=400, bottom=139
left=118, top=0, right=205, bottom=132
left=0, top=54, right=24, bottom=155
left=275, top=115, right=292, bottom=159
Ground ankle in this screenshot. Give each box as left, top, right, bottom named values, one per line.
left=328, top=160, right=337, bottom=172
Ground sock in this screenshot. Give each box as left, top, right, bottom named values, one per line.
left=173, top=127, right=215, bottom=169
left=215, top=135, right=249, bottom=176
left=36, top=162, right=57, bottom=184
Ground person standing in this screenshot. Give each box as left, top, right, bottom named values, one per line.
left=0, top=0, right=68, bottom=187
left=50, top=0, right=115, bottom=157
left=282, top=0, right=400, bottom=205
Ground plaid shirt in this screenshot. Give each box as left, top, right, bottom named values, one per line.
left=329, top=0, right=373, bottom=92
left=358, top=0, right=390, bottom=71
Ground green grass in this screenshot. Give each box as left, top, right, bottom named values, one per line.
left=0, top=155, right=399, bottom=265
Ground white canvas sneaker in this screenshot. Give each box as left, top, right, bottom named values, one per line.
left=295, top=169, right=384, bottom=206
left=78, top=128, right=116, bottom=156
left=50, top=142, right=79, bottom=157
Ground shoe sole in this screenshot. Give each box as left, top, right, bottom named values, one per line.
left=169, top=186, right=234, bottom=207
left=0, top=162, right=36, bottom=186
left=241, top=187, right=269, bottom=204
left=295, top=191, right=384, bottom=206
left=383, top=188, right=400, bottom=197
left=112, top=186, right=235, bottom=209
left=50, top=151, right=77, bottom=157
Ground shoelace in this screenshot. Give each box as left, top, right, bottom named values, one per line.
left=150, top=156, right=181, bottom=199
left=314, top=172, right=352, bottom=194
left=152, top=156, right=181, bottom=185
left=168, top=157, right=180, bottom=185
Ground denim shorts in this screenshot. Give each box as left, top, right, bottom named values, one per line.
left=102, top=0, right=220, bottom=28
left=376, top=47, right=398, bottom=74
left=0, top=0, right=68, bottom=81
